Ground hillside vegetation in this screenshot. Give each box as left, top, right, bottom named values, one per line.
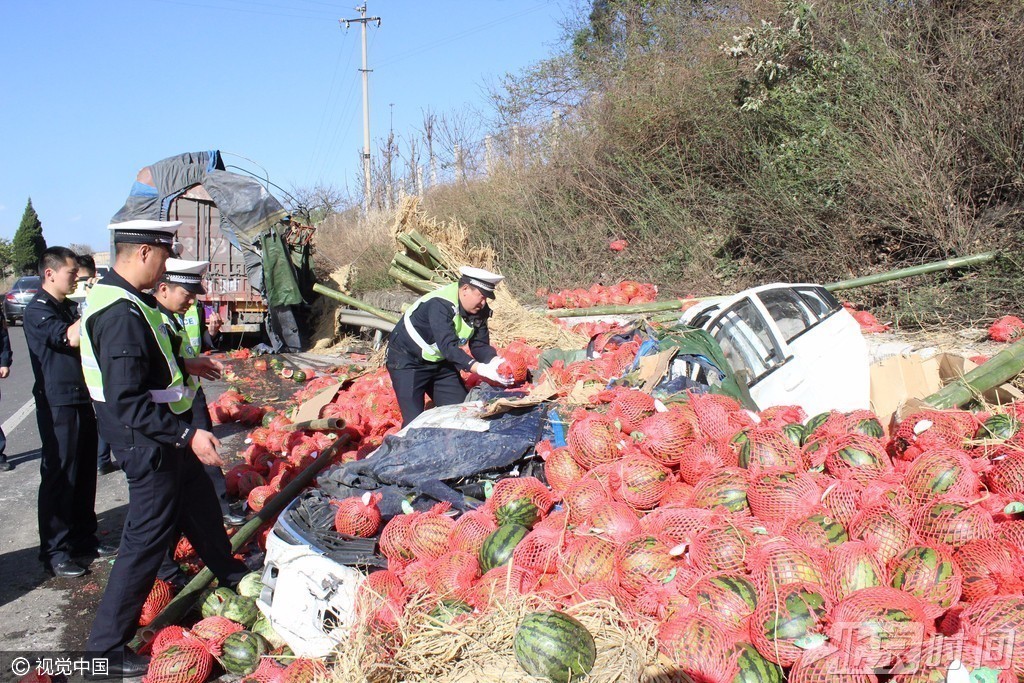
left=322, top=0, right=1024, bottom=329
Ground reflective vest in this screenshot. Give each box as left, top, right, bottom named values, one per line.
left=80, top=283, right=190, bottom=412
left=401, top=282, right=475, bottom=363
left=159, top=307, right=200, bottom=415
left=181, top=301, right=203, bottom=356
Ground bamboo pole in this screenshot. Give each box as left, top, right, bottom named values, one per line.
left=281, top=418, right=346, bottom=432
left=131, top=434, right=353, bottom=649
left=393, top=252, right=446, bottom=283
left=924, top=338, right=1024, bottom=410
left=312, top=283, right=399, bottom=324
left=545, top=299, right=702, bottom=318
left=408, top=229, right=455, bottom=275
left=388, top=266, right=436, bottom=293
left=825, top=252, right=997, bottom=292
left=396, top=232, right=429, bottom=259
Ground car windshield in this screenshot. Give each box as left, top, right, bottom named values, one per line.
left=14, top=277, right=40, bottom=290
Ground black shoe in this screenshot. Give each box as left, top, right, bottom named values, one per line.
left=46, top=560, right=86, bottom=578
left=73, top=542, right=120, bottom=559
left=223, top=512, right=247, bottom=527
left=98, top=462, right=120, bottom=475
left=0, top=457, right=11, bottom=472
left=84, top=651, right=150, bottom=680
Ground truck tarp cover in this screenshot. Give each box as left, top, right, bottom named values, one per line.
left=109, top=149, right=289, bottom=293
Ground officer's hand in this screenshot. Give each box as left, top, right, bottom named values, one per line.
left=0, top=367, right=8, bottom=379
left=207, top=313, right=223, bottom=336
left=184, top=357, right=223, bottom=381
left=67, top=320, right=82, bottom=348
left=190, top=429, right=223, bottom=467
left=474, top=357, right=512, bottom=386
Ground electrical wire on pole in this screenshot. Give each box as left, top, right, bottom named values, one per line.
left=340, top=4, right=381, bottom=215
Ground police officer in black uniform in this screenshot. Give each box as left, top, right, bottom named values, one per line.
left=25, top=246, right=115, bottom=579
left=81, top=220, right=247, bottom=679
left=386, top=266, right=512, bottom=426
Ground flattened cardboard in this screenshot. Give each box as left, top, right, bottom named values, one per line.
left=293, top=381, right=343, bottom=423
left=640, top=347, right=678, bottom=394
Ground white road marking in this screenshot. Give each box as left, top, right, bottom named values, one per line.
left=1, top=397, right=36, bottom=436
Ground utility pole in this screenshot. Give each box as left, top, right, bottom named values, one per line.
left=341, top=4, right=381, bottom=214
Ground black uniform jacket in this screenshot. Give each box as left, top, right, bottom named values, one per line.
left=0, top=316, right=11, bottom=369
left=24, top=289, right=90, bottom=406
left=387, top=297, right=497, bottom=371
left=85, top=271, right=194, bottom=450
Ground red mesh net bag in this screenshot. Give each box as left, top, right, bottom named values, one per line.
left=750, top=581, right=832, bottom=666
left=467, top=565, right=538, bottom=612
left=656, top=607, right=739, bottom=681
left=788, top=645, right=881, bottom=683
left=333, top=492, right=382, bottom=537
left=784, top=507, right=851, bottom=552
left=823, top=434, right=892, bottom=484
left=891, top=410, right=977, bottom=461
left=379, top=514, right=417, bottom=570
left=912, top=498, right=995, bottom=549
left=640, top=505, right=717, bottom=544
left=149, top=626, right=189, bottom=657
left=759, top=404, right=808, bottom=427
left=246, top=484, right=276, bottom=512
left=144, top=639, right=214, bottom=683
left=823, top=539, right=888, bottom=601
left=996, top=519, right=1024, bottom=552
left=989, top=315, right=1024, bottom=342
left=820, top=474, right=864, bottom=527
left=848, top=504, right=914, bottom=565
left=189, top=616, right=243, bottom=656
left=690, top=571, right=759, bottom=636
left=747, top=469, right=822, bottom=528
left=280, top=659, right=329, bottom=683
left=944, top=595, right=1024, bottom=675
left=888, top=543, right=963, bottom=618
left=174, top=536, right=195, bottom=562
left=566, top=411, right=624, bottom=470
left=679, top=391, right=752, bottom=442
left=582, top=501, right=641, bottom=544
left=828, top=587, right=935, bottom=669
left=889, top=634, right=1016, bottom=683
left=689, top=467, right=751, bottom=515
left=734, top=425, right=805, bottom=473
left=676, top=437, right=736, bottom=485
left=225, top=465, right=261, bottom=499
left=953, top=538, right=1023, bottom=602
left=541, top=445, right=583, bottom=496
left=631, top=573, right=689, bottom=621
left=408, top=503, right=456, bottom=561
left=510, top=525, right=565, bottom=574
left=659, top=480, right=694, bottom=506
left=604, top=387, right=657, bottom=433
left=356, top=570, right=408, bottom=634
left=690, top=523, right=757, bottom=573
left=239, top=658, right=285, bottom=683
left=139, top=579, right=173, bottom=627
left=485, top=476, right=555, bottom=521
left=632, top=408, right=697, bottom=467
left=903, top=447, right=983, bottom=504
left=747, top=540, right=824, bottom=593
left=563, top=534, right=620, bottom=585
left=615, top=533, right=684, bottom=595
left=562, top=478, right=612, bottom=527
left=448, top=508, right=497, bottom=556
left=397, top=558, right=433, bottom=594
left=987, top=450, right=1024, bottom=499
left=613, top=455, right=672, bottom=510
left=425, top=550, right=480, bottom=599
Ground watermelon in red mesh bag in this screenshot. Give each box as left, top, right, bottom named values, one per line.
left=676, top=438, right=735, bottom=485
left=639, top=505, right=716, bottom=545
left=689, top=466, right=750, bottom=515
left=604, top=387, right=657, bottom=433
left=989, top=315, right=1024, bottom=342
left=891, top=410, right=977, bottom=461
left=408, top=503, right=456, bottom=561
left=486, top=476, right=555, bottom=526
left=750, top=581, right=832, bottom=666
left=942, top=595, right=1024, bottom=675
left=541, top=445, right=583, bottom=495
left=824, top=539, right=888, bottom=601
left=912, top=498, right=995, bottom=548
left=887, top=544, right=963, bottom=618
left=333, top=492, right=382, bottom=537
left=510, top=525, right=564, bottom=574
left=583, top=502, right=641, bottom=544
left=238, top=658, right=285, bottom=683
left=145, top=639, right=214, bottom=683
left=567, top=411, right=623, bottom=470
left=563, top=534, right=619, bottom=585
left=139, top=579, right=173, bottom=627
left=953, top=538, right=1023, bottom=602
left=759, top=404, right=808, bottom=427
left=889, top=634, right=1015, bottom=683
left=690, top=523, right=758, bottom=573
left=631, top=573, right=688, bottom=621
left=280, top=658, right=329, bottom=683
left=149, top=626, right=190, bottom=657
left=247, top=485, right=275, bottom=513
left=425, top=550, right=479, bottom=599
left=659, top=480, right=694, bottom=506
left=190, top=616, right=243, bottom=656
left=615, top=533, right=683, bottom=595
left=996, top=519, right=1024, bottom=552
left=748, top=469, right=822, bottom=528
left=356, top=570, right=408, bottom=634
left=448, top=508, right=498, bottom=556
left=632, top=409, right=696, bottom=466
left=828, top=587, right=935, bottom=669
left=823, top=433, right=892, bottom=484
left=734, top=425, right=805, bottom=473
left=657, top=607, right=738, bottom=681
left=820, top=473, right=865, bottom=527
left=681, top=391, right=752, bottom=441
left=467, top=565, right=539, bottom=611
left=784, top=508, right=851, bottom=552
left=903, top=447, right=983, bottom=504
left=848, top=504, right=914, bottom=565
left=691, top=571, right=759, bottom=636
left=987, top=450, right=1024, bottom=501
left=788, top=645, right=880, bottom=683
left=379, top=514, right=417, bottom=569
left=562, top=478, right=611, bottom=527
left=747, top=540, right=824, bottom=593
left=613, top=454, right=672, bottom=510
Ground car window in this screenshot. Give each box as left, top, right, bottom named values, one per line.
left=14, top=277, right=39, bottom=290
left=759, top=288, right=815, bottom=342
left=795, top=286, right=840, bottom=319
left=709, top=298, right=784, bottom=384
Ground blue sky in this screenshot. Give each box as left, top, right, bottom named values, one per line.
left=0, top=0, right=570, bottom=250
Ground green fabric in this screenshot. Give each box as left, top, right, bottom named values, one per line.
left=655, top=325, right=758, bottom=410
left=537, top=348, right=588, bottom=373
left=261, top=229, right=303, bottom=308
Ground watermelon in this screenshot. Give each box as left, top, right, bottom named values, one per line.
left=782, top=423, right=805, bottom=447
left=221, top=594, right=260, bottom=627
left=690, top=468, right=749, bottom=514
left=786, top=512, right=849, bottom=550
left=852, top=415, right=885, bottom=438
left=692, top=574, right=758, bottom=631
left=889, top=545, right=962, bottom=611
left=513, top=610, right=596, bottom=683
left=802, top=412, right=831, bottom=443
left=731, top=642, right=784, bottom=683
left=428, top=599, right=474, bottom=625
left=280, top=368, right=294, bottom=379
left=976, top=413, right=1019, bottom=440
left=251, top=615, right=286, bottom=649
left=479, top=524, right=529, bottom=573
left=237, top=572, right=264, bottom=599
left=219, top=630, right=269, bottom=676
left=292, top=370, right=307, bottom=383
left=200, top=587, right=236, bottom=619
left=495, top=497, right=540, bottom=529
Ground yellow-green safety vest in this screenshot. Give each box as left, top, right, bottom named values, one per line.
left=401, top=282, right=476, bottom=363
left=158, top=307, right=200, bottom=415
left=181, top=301, right=203, bottom=356
left=80, top=283, right=191, bottom=413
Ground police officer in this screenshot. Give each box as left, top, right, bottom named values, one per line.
left=386, top=266, right=512, bottom=426
left=82, top=220, right=247, bottom=679
left=25, top=247, right=115, bottom=579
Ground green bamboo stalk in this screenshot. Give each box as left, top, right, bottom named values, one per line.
left=393, top=252, right=447, bottom=283
left=545, top=299, right=700, bottom=318
left=396, top=232, right=429, bottom=259
left=389, top=266, right=437, bottom=293
left=924, top=338, right=1024, bottom=410
left=825, top=252, right=997, bottom=292
left=131, top=434, right=353, bottom=649
left=312, top=283, right=400, bottom=324
left=408, top=230, right=456, bottom=276
left=281, top=418, right=346, bottom=432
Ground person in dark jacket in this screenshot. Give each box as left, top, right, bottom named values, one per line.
left=0, top=315, right=12, bottom=472
left=81, top=220, right=246, bottom=680
left=25, top=247, right=116, bottom=579
left=386, top=266, right=511, bottom=426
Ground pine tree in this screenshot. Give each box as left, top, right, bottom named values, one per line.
left=12, top=198, right=46, bottom=274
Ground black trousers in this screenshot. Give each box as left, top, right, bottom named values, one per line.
left=36, top=401, right=99, bottom=568
left=387, top=360, right=468, bottom=426
left=86, top=444, right=248, bottom=657
left=156, top=463, right=232, bottom=582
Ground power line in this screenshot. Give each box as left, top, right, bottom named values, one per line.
left=146, top=0, right=334, bottom=22
left=307, top=36, right=355, bottom=181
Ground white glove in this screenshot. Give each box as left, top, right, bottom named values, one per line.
left=475, top=356, right=513, bottom=386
